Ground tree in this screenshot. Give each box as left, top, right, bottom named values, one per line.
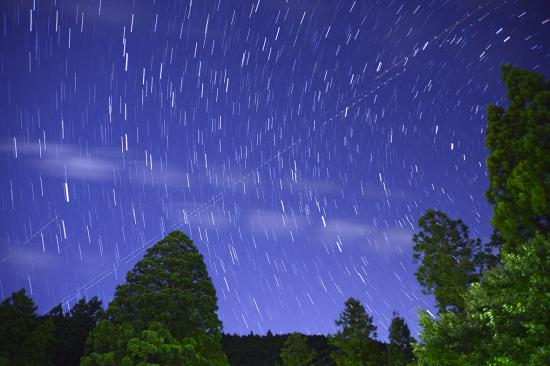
left=0, top=289, right=37, bottom=360
left=414, top=310, right=477, bottom=366
left=279, top=333, right=317, bottom=366
left=13, top=317, right=55, bottom=366
left=388, top=312, right=414, bottom=366
left=466, top=234, right=550, bottom=364
left=475, top=230, right=503, bottom=277
left=414, top=65, right=550, bottom=366
left=412, top=209, right=487, bottom=313
left=82, top=231, right=228, bottom=365
left=414, top=235, right=550, bottom=365
left=81, top=321, right=209, bottom=366
left=329, top=298, right=378, bottom=366
left=221, top=333, right=336, bottom=366
left=66, top=297, right=104, bottom=364
left=0, top=289, right=54, bottom=365
left=0, top=289, right=38, bottom=357
left=48, top=297, right=104, bottom=366
left=485, top=64, right=550, bottom=252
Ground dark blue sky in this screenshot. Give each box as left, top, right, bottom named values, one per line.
left=1, top=0, right=549, bottom=339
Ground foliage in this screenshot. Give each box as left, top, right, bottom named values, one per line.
left=0, top=290, right=104, bottom=366
left=48, top=297, right=104, bottom=366
left=279, top=333, right=317, bottom=366
left=485, top=64, right=550, bottom=252
left=222, top=332, right=336, bottom=366
left=466, top=235, right=550, bottom=364
left=414, top=310, right=476, bottom=366
left=412, top=209, right=492, bottom=313
left=414, top=235, right=550, bottom=365
left=0, top=289, right=54, bottom=365
left=14, top=317, right=55, bottom=366
left=80, top=320, right=209, bottom=366
left=414, top=65, right=550, bottom=365
left=0, top=289, right=37, bottom=359
left=329, top=298, right=379, bottom=366
left=387, top=312, right=415, bottom=366
left=82, top=230, right=228, bottom=365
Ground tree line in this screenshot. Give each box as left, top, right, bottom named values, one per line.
left=1, top=65, right=548, bottom=365
left=0, top=231, right=414, bottom=366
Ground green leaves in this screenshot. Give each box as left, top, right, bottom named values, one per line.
left=485, top=65, right=550, bottom=252
left=412, top=209, right=488, bottom=313
left=414, top=236, right=550, bottom=365
left=81, top=321, right=205, bottom=366
left=415, top=66, right=550, bottom=365
left=81, top=231, right=228, bottom=365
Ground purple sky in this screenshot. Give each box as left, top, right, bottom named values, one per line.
left=1, top=0, right=549, bottom=340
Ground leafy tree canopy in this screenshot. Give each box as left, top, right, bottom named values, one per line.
left=485, top=64, right=550, bottom=252
left=82, top=231, right=228, bottom=365
left=412, top=209, right=491, bottom=313
left=81, top=320, right=210, bottom=366
left=414, top=235, right=550, bottom=365
left=414, top=66, right=550, bottom=365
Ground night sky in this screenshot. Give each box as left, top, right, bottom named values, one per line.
left=1, top=0, right=549, bottom=340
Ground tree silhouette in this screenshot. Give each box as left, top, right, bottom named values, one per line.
left=387, top=312, right=414, bottom=366
left=0, top=289, right=54, bottom=365
left=329, top=298, right=378, bottom=366
left=279, top=333, right=316, bottom=366
left=48, top=297, right=104, bottom=366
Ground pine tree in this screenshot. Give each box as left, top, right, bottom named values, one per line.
left=13, top=317, right=54, bottom=366
left=485, top=64, right=550, bottom=252
left=0, top=289, right=54, bottom=365
left=48, top=297, right=104, bottom=366
left=414, top=65, right=550, bottom=365
left=387, top=312, right=414, bottom=366
left=0, top=289, right=38, bottom=358
left=412, top=209, right=486, bottom=313
left=329, top=298, right=377, bottom=366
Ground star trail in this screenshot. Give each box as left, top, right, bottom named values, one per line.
left=1, top=0, right=549, bottom=339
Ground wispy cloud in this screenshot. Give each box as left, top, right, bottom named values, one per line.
left=245, top=208, right=308, bottom=234
left=2, top=140, right=119, bottom=181
left=316, top=217, right=413, bottom=254
left=37, top=155, right=118, bottom=181
left=167, top=201, right=234, bottom=230
left=320, top=218, right=375, bottom=238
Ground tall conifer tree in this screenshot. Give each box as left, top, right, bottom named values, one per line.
left=329, top=298, right=378, bottom=366
left=82, top=231, right=228, bottom=365
left=485, top=64, right=550, bottom=251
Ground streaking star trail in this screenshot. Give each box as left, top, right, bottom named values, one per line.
left=1, top=0, right=549, bottom=339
